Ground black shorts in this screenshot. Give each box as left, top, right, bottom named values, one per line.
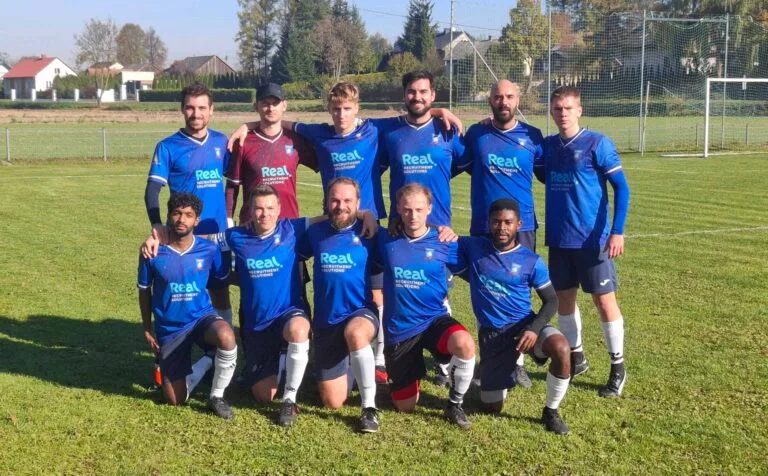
left=313, top=307, right=378, bottom=381
left=549, top=247, right=618, bottom=294
left=243, top=308, right=308, bottom=387
left=159, top=315, right=222, bottom=384
left=479, top=320, right=562, bottom=391
left=384, top=315, right=466, bottom=392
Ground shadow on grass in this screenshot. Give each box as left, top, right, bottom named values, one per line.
left=0, top=314, right=153, bottom=398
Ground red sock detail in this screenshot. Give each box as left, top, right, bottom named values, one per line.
left=391, top=380, right=420, bottom=401
left=437, top=324, right=466, bottom=355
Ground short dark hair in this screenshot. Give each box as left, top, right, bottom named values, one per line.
left=489, top=198, right=520, bottom=219
left=249, top=184, right=280, bottom=208
left=167, top=192, right=202, bottom=217
left=551, top=85, right=580, bottom=102
left=180, top=82, right=213, bottom=107
left=402, top=71, right=434, bottom=90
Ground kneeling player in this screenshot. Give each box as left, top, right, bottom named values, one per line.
left=138, top=193, right=238, bottom=420
left=374, top=184, right=476, bottom=429
left=455, top=199, right=570, bottom=434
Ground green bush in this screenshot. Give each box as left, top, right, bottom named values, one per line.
left=281, top=81, right=319, bottom=100
left=141, top=88, right=256, bottom=103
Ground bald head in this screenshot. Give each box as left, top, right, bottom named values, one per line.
left=489, top=80, right=520, bottom=128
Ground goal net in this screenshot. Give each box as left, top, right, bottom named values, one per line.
left=704, top=77, right=768, bottom=157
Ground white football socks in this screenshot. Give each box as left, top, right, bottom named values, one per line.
left=282, top=341, right=309, bottom=403
left=545, top=372, right=570, bottom=410
left=374, top=306, right=386, bottom=367
left=558, top=306, right=583, bottom=350
left=210, top=347, right=237, bottom=399
left=350, top=346, right=377, bottom=409
left=448, top=355, right=475, bottom=404
left=185, top=355, right=213, bottom=400
left=516, top=352, right=525, bottom=366
left=601, top=317, right=625, bottom=364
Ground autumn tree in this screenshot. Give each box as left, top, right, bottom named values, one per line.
left=74, top=18, right=119, bottom=105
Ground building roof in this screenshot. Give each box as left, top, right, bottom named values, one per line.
left=89, top=61, right=122, bottom=70
left=4, top=56, right=56, bottom=79
left=122, top=63, right=161, bottom=73
left=167, top=55, right=216, bottom=74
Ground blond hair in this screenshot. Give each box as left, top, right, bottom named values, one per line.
left=327, top=81, right=360, bottom=106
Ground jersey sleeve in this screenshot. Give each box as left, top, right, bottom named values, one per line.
left=454, top=126, right=475, bottom=174
left=444, top=240, right=464, bottom=269
left=148, top=141, right=171, bottom=185
left=226, top=142, right=243, bottom=184
left=530, top=256, right=552, bottom=290
left=209, top=245, right=230, bottom=282
left=137, top=254, right=153, bottom=289
left=595, top=136, right=622, bottom=175
left=289, top=218, right=310, bottom=240
left=369, top=229, right=386, bottom=268
left=293, top=122, right=325, bottom=145
left=294, top=133, right=319, bottom=172
left=296, top=225, right=313, bottom=260
left=532, top=128, right=545, bottom=160
left=449, top=237, right=471, bottom=275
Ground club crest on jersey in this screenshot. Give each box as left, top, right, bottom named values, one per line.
left=196, top=259, right=205, bottom=271
left=510, top=263, right=521, bottom=275
left=425, top=248, right=434, bottom=260
left=355, top=132, right=362, bottom=139
left=284, top=145, right=294, bottom=155
left=573, top=150, right=582, bottom=160
left=215, top=147, right=222, bottom=159
left=517, top=138, right=527, bottom=147
left=274, top=234, right=281, bottom=244
left=432, top=135, right=440, bottom=144
left=352, top=236, right=361, bottom=244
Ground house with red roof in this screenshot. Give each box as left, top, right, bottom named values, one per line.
left=3, top=55, right=77, bottom=99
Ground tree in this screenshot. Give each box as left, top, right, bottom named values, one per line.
left=116, top=23, right=147, bottom=65
left=236, top=0, right=279, bottom=78
left=499, top=0, right=551, bottom=93
left=271, top=0, right=331, bottom=83
left=396, top=0, right=438, bottom=61
left=144, top=27, right=168, bottom=68
left=74, top=18, right=119, bottom=106
left=387, top=52, right=421, bottom=78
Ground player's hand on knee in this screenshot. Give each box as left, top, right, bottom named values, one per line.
left=516, top=330, right=537, bottom=353
left=606, top=234, right=625, bottom=259
left=436, top=225, right=458, bottom=243
left=226, top=124, right=249, bottom=152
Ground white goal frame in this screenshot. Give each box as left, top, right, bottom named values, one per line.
left=704, top=77, right=768, bottom=157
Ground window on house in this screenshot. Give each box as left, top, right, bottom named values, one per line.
left=54, top=68, right=60, bottom=74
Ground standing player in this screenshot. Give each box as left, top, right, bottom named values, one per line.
left=144, top=82, right=233, bottom=325
left=536, top=86, right=631, bottom=397
left=455, top=199, right=571, bottom=434
left=296, top=178, right=381, bottom=433
left=458, top=79, right=545, bottom=388
left=225, top=83, right=318, bottom=224
left=138, top=193, right=238, bottom=420
left=377, top=71, right=466, bottom=229
left=374, top=184, right=476, bottom=429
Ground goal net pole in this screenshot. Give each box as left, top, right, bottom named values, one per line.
left=705, top=77, right=768, bottom=157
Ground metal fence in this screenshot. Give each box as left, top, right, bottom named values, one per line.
left=1, top=128, right=173, bottom=161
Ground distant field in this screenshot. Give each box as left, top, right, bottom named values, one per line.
left=1, top=153, right=767, bottom=473
left=1, top=108, right=766, bottom=159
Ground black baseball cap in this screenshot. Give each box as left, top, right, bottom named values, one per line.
left=256, top=83, right=285, bottom=101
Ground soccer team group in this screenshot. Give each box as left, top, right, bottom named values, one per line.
left=137, top=71, right=631, bottom=435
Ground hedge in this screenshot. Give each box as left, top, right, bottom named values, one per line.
left=141, top=88, right=256, bottom=103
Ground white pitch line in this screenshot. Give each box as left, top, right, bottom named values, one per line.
left=627, top=225, right=768, bottom=239
left=623, top=167, right=698, bottom=174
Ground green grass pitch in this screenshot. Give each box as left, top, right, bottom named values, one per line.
left=1, top=150, right=767, bottom=473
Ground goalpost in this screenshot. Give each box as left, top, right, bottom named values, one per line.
left=704, top=77, right=768, bottom=157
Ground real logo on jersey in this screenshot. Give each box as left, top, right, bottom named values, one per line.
left=330, top=150, right=363, bottom=164
left=478, top=273, right=512, bottom=297
left=261, top=165, right=291, bottom=177
left=246, top=256, right=283, bottom=270
left=320, top=253, right=357, bottom=266
left=402, top=153, right=436, bottom=166
left=195, top=168, right=223, bottom=180
left=394, top=266, right=429, bottom=283
left=487, top=153, right=520, bottom=170
left=284, top=145, right=294, bottom=155
left=170, top=281, right=202, bottom=293
left=195, top=259, right=205, bottom=271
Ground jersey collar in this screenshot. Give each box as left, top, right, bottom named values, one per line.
left=494, top=242, right=521, bottom=255
left=167, top=235, right=196, bottom=256
left=253, top=127, right=283, bottom=143
left=178, top=128, right=209, bottom=146
left=331, top=218, right=358, bottom=232
left=558, top=128, right=585, bottom=148
left=404, top=227, right=431, bottom=243
left=491, top=119, right=519, bottom=133
left=404, top=116, right=434, bottom=131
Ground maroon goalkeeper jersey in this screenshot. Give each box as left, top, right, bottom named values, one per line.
left=226, top=127, right=318, bottom=222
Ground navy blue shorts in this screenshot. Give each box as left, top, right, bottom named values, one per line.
left=548, top=247, right=618, bottom=294
left=517, top=230, right=537, bottom=252
left=368, top=271, right=384, bottom=290
left=384, top=315, right=466, bottom=392
left=159, top=314, right=222, bottom=384
left=243, top=308, right=309, bottom=387
left=478, top=320, right=560, bottom=391
left=313, top=307, right=378, bottom=381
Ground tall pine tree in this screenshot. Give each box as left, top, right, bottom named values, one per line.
left=271, top=0, right=330, bottom=83
left=396, top=0, right=438, bottom=61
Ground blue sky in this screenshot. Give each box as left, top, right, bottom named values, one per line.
left=0, top=0, right=513, bottom=68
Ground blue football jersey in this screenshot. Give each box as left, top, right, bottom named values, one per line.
left=376, top=117, right=465, bottom=227
left=297, top=220, right=376, bottom=329
left=224, top=219, right=308, bottom=332
left=460, top=121, right=543, bottom=235
left=148, top=129, right=230, bottom=234
left=137, top=237, right=229, bottom=344
left=294, top=120, right=387, bottom=219
left=455, top=236, right=551, bottom=330
left=538, top=129, right=623, bottom=248
left=373, top=228, right=462, bottom=345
